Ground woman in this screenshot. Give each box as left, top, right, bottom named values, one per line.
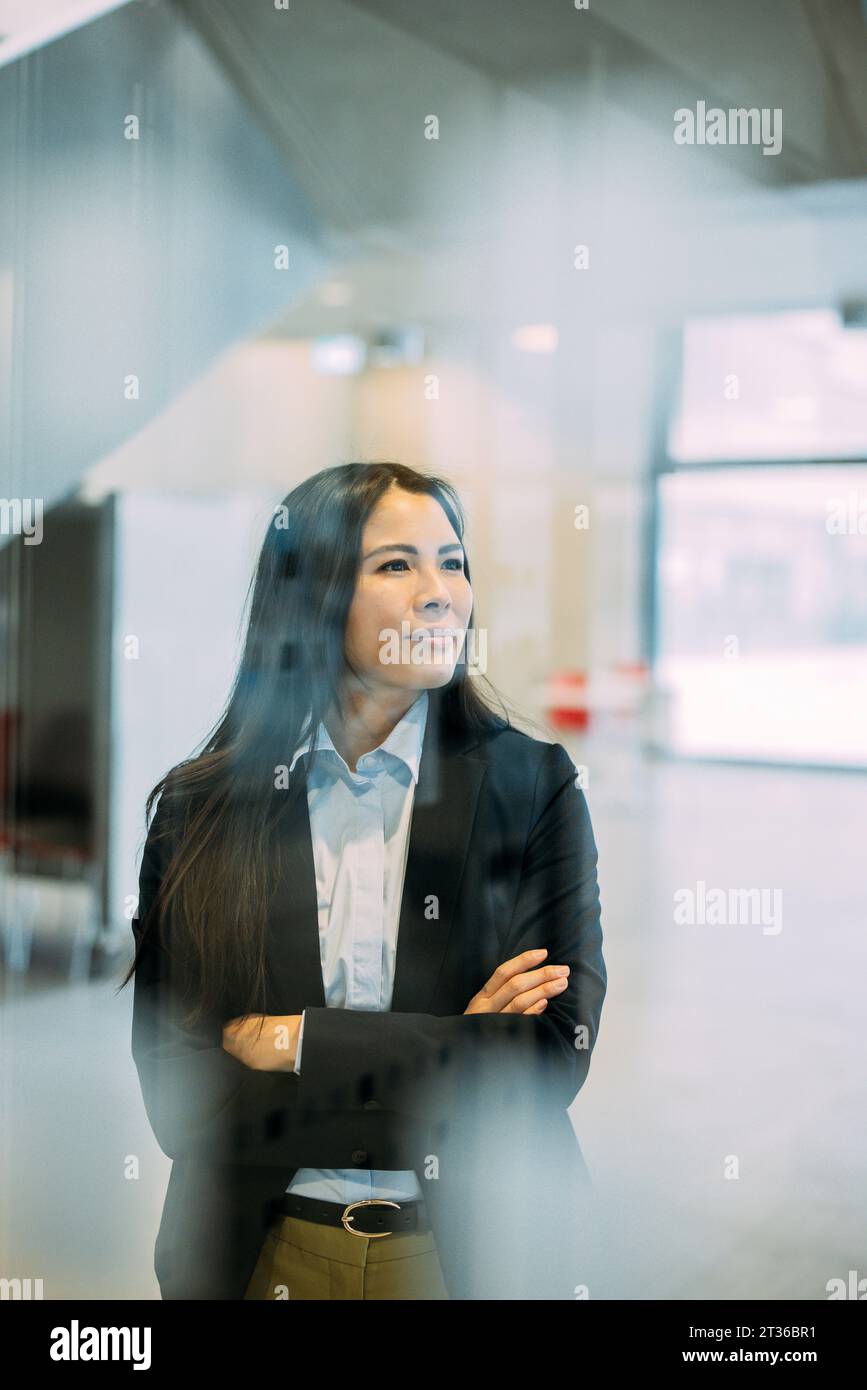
left=120, top=461, right=607, bottom=1301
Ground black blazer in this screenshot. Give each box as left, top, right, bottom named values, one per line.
left=130, top=687, right=607, bottom=1300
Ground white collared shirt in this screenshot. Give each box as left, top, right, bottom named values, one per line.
left=283, top=689, right=429, bottom=1202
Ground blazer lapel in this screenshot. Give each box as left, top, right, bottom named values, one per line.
left=390, top=713, right=488, bottom=1014
left=264, top=767, right=328, bottom=1015
left=263, top=689, right=488, bottom=1018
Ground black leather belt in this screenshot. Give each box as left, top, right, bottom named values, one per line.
left=278, top=1193, right=430, bottom=1238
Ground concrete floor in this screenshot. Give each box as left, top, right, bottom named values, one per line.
left=1, top=751, right=865, bottom=1299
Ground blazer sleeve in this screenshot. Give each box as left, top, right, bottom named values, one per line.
left=295, top=740, right=606, bottom=1117
left=130, top=789, right=317, bottom=1166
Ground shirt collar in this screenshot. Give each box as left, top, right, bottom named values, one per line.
left=288, top=688, right=429, bottom=784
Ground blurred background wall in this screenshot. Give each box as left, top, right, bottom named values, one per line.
left=1, top=0, right=866, bottom=1300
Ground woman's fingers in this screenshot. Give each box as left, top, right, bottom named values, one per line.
left=485, top=964, right=570, bottom=1013
left=464, top=949, right=570, bottom=1015
left=501, top=975, right=570, bottom=1013
left=481, top=951, right=566, bottom=999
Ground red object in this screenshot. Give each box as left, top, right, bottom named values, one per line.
left=548, top=671, right=590, bottom=731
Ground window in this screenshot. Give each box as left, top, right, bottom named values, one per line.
left=655, top=309, right=867, bottom=767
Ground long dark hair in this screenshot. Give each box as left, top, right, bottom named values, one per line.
left=118, top=461, right=524, bottom=1029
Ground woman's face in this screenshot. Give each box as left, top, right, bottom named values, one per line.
left=343, top=487, right=474, bottom=697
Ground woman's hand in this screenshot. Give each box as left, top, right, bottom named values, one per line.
left=222, top=1013, right=301, bottom=1071
left=463, top=948, right=570, bottom=1016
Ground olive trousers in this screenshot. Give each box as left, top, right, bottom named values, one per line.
left=243, top=1211, right=451, bottom=1300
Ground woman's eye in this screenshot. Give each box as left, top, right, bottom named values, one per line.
left=378, top=558, right=464, bottom=573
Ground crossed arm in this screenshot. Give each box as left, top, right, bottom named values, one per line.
left=130, top=742, right=606, bottom=1165
left=221, top=944, right=574, bottom=1072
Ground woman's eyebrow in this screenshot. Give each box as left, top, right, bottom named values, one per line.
left=363, top=542, right=464, bottom=561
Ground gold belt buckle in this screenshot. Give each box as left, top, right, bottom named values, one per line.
left=341, top=1198, right=401, bottom=1238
